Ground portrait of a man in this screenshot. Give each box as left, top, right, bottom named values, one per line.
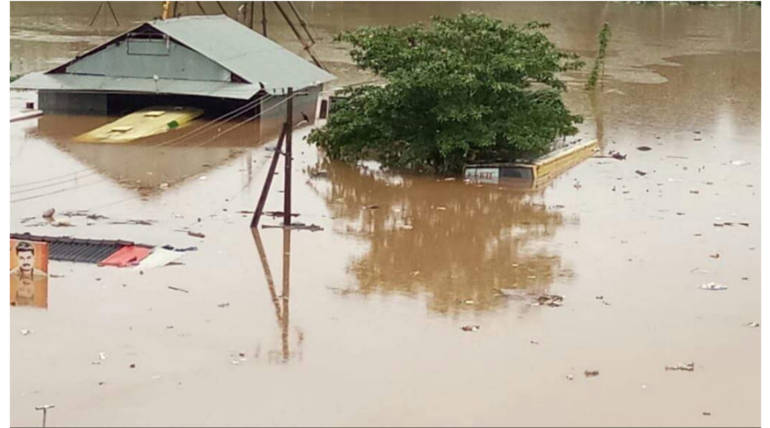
left=10, top=240, right=48, bottom=308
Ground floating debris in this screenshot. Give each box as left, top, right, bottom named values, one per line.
left=109, top=219, right=154, bottom=226
left=42, top=208, right=55, bottom=219
left=699, top=282, right=727, bottom=291
left=636, top=146, right=652, bottom=151
left=665, top=361, right=694, bottom=372
left=709, top=253, right=720, bottom=259
left=20, top=329, right=31, bottom=336
left=609, top=151, right=626, bottom=160
left=217, top=302, right=230, bottom=308
left=129, top=363, right=136, bottom=369
left=535, top=294, right=564, bottom=307
left=187, top=231, right=205, bottom=238
left=635, top=170, right=647, bottom=176
left=702, top=412, right=711, bottom=416
left=460, top=325, right=480, bottom=332
left=168, top=286, right=189, bottom=293
left=584, top=370, right=600, bottom=377
left=364, top=205, right=380, bottom=210
left=529, top=339, right=539, bottom=345
left=745, top=322, right=760, bottom=328
left=689, top=190, right=700, bottom=194
left=566, top=374, right=574, bottom=381
left=730, top=160, right=750, bottom=166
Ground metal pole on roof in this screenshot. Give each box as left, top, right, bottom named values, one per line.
left=261, top=1, right=267, bottom=36
left=272, top=2, right=325, bottom=69
left=283, top=87, right=293, bottom=226
left=216, top=1, right=228, bottom=16
left=88, top=2, right=104, bottom=26
left=287, top=2, right=315, bottom=44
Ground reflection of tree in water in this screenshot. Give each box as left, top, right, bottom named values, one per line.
left=309, top=160, right=569, bottom=314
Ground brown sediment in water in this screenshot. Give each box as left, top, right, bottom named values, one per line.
left=9, top=2, right=759, bottom=427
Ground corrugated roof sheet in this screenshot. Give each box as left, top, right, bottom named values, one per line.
left=12, top=72, right=262, bottom=100
left=150, top=15, right=335, bottom=92
left=10, top=15, right=335, bottom=97
left=10, top=233, right=151, bottom=264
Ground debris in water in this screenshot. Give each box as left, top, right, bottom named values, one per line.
left=709, top=253, right=720, bottom=259
left=635, top=170, right=647, bottom=176
left=529, top=339, right=539, bottom=345
left=51, top=220, right=73, bottom=227
left=20, top=329, right=31, bottom=336
left=636, top=146, right=652, bottom=151
left=159, top=182, right=169, bottom=189
left=98, top=352, right=107, bottom=361
left=702, top=412, right=711, bottom=416
left=609, top=151, right=626, bottom=160
left=665, top=362, right=694, bottom=372
left=129, top=363, right=136, bottom=369
left=187, top=231, right=205, bottom=238
left=745, top=322, right=760, bottom=328
left=461, top=325, right=480, bottom=332
left=584, top=370, right=600, bottom=377
left=364, top=205, right=380, bottom=210
left=739, top=222, right=750, bottom=227
left=566, top=374, right=574, bottom=381
left=168, top=286, right=190, bottom=293
left=42, top=208, right=55, bottom=219
left=535, top=294, right=564, bottom=307
left=699, top=282, right=727, bottom=291
left=730, top=160, right=749, bottom=166
left=217, top=302, right=230, bottom=308
left=109, top=219, right=154, bottom=225
left=20, top=216, right=37, bottom=223
left=689, top=190, right=699, bottom=194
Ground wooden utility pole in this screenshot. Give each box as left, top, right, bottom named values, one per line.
left=250, top=124, right=287, bottom=228
left=283, top=87, right=294, bottom=226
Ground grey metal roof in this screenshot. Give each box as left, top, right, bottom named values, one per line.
left=150, top=15, right=336, bottom=92
left=11, top=15, right=335, bottom=97
left=12, top=72, right=262, bottom=100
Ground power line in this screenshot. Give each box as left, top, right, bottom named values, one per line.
left=11, top=93, right=273, bottom=189
left=11, top=93, right=300, bottom=205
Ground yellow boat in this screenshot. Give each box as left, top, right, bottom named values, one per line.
left=75, top=107, right=203, bottom=143
left=464, top=139, right=598, bottom=187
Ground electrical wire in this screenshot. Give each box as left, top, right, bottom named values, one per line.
left=11, top=93, right=300, bottom=205
left=10, top=92, right=273, bottom=189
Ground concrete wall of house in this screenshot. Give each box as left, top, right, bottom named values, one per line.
left=39, top=91, right=108, bottom=114
left=66, top=38, right=231, bottom=81
left=259, top=84, right=322, bottom=140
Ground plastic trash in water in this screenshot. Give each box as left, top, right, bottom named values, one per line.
left=699, top=282, right=728, bottom=291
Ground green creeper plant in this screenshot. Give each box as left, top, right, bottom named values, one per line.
left=585, top=22, right=611, bottom=91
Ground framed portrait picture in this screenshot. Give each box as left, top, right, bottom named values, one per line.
left=10, top=239, right=49, bottom=308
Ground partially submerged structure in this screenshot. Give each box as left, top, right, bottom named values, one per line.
left=464, top=139, right=598, bottom=188
left=11, top=15, right=335, bottom=130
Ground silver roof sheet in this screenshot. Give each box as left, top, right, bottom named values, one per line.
left=11, top=72, right=263, bottom=100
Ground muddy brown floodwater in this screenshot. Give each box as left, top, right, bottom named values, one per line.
left=9, top=2, right=760, bottom=426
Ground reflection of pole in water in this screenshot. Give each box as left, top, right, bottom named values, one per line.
left=251, top=227, right=293, bottom=363
left=589, top=90, right=604, bottom=146
left=281, top=228, right=291, bottom=362
left=251, top=228, right=282, bottom=323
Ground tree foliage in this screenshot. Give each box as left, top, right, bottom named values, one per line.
left=308, top=13, right=584, bottom=174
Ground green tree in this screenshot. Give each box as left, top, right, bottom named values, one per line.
left=308, top=13, right=584, bottom=174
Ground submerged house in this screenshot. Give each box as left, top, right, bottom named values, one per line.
left=11, top=14, right=335, bottom=132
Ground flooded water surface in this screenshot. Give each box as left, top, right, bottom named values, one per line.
left=9, top=2, right=760, bottom=426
